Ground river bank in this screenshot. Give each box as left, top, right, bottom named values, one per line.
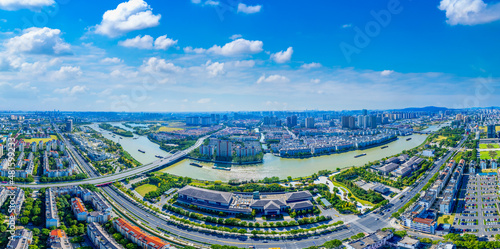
left=86, top=122, right=447, bottom=182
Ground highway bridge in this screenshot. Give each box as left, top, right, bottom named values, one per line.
left=9, top=135, right=208, bottom=188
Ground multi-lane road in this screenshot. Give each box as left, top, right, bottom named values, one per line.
left=8, top=132, right=208, bottom=188
left=102, top=185, right=382, bottom=248
left=12, top=126, right=466, bottom=247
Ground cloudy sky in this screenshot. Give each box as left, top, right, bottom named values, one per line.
left=0, top=0, right=499, bottom=112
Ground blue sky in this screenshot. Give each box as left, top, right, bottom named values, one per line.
left=0, top=0, right=499, bottom=112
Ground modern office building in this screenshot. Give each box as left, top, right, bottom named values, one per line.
left=487, top=125, right=496, bottom=138
left=66, top=119, right=73, bottom=132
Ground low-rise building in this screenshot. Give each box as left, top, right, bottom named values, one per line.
left=113, top=218, right=171, bottom=249
left=46, top=188, right=60, bottom=228
left=6, top=229, right=32, bottom=249
left=71, top=197, right=88, bottom=221
left=177, top=186, right=313, bottom=215
left=48, top=229, right=73, bottom=249
left=346, top=229, right=393, bottom=249
left=396, top=236, right=420, bottom=249
left=87, top=222, right=124, bottom=249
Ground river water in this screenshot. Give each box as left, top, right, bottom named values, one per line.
left=87, top=123, right=447, bottom=181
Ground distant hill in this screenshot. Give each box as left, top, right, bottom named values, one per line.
left=390, top=106, right=451, bottom=112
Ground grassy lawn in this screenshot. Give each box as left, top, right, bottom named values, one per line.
left=135, top=184, right=158, bottom=196
left=22, top=135, right=58, bottom=143
left=479, top=144, right=500, bottom=149
left=479, top=126, right=500, bottom=133
left=481, top=169, right=498, bottom=173
left=480, top=151, right=500, bottom=160
left=158, top=126, right=184, bottom=132
left=330, top=180, right=374, bottom=206
left=437, top=214, right=455, bottom=225
left=453, top=152, right=462, bottom=162
left=433, top=135, right=448, bottom=143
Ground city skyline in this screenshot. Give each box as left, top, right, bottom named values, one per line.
left=0, top=0, right=499, bottom=112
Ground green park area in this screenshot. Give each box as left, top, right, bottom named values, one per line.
left=135, top=184, right=158, bottom=196
left=437, top=214, right=455, bottom=225
left=480, top=151, right=500, bottom=160
left=22, top=135, right=58, bottom=143
left=479, top=143, right=500, bottom=149
left=329, top=180, right=374, bottom=206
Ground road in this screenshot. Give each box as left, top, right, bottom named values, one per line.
left=15, top=128, right=467, bottom=247
left=8, top=135, right=208, bottom=188
left=102, top=185, right=367, bottom=249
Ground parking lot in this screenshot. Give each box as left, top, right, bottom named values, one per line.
left=453, top=173, right=499, bottom=237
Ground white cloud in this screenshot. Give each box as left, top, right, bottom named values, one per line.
left=197, top=98, right=211, bottom=104
left=191, top=0, right=201, bottom=3
left=237, top=3, right=262, bottom=14
left=94, top=0, right=161, bottom=37
left=229, top=34, right=242, bottom=40
left=101, top=57, right=122, bottom=63
left=256, top=74, right=289, bottom=84
left=119, top=34, right=177, bottom=50
left=54, top=85, right=87, bottom=95
left=231, top=60, right=255, bottom=68
left=141, top=57, right=181, bottom=73
left=52, top=66, right=82, bottom=80
left=205, top=0, right=219, bottom=6
left=183, top=46, right=206, bottom=53
left=270, top=47, right=293, bottom=63
left=438, top=0, right=500, bottom=25
left=0, top=0, right=54, bottom=11
left=119, top=35, right=154, bottom=49
left=310, top=79, right=321, bottom=83
left=341, top=24, right=352, bottom=28
left=301, top=62, right=321, bottom=69
left=380, top=70, right=394, bottom=76
left=5, top=27, right=71, bottom=55
left=207, top=38, right=263, bottom=56
left=205, top=60, right=225, bottom=77
left=153, top=35, right=178, bottom=50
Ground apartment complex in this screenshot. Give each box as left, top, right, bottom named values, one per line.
left=113, top=218, right=172, bottom=249
left=48, top=229, right=73, bottom=249
left=6, top=229, right=32, bottom=249
left=87, top=222, right=124, bottom=249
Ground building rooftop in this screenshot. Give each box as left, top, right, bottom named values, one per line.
left=178, top=185, right=233, bottom=205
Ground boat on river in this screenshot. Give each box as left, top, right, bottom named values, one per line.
left=190, top=162, right=202, bottom=168
left=354, top=153, right=366, bottom=158
left=212, top=166, right=231, bottom=171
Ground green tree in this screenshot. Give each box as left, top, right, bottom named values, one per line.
left=19, top=217, right=30, bottom=225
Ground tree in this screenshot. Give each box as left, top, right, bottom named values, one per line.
left=32, top=228, right=40, bottom=235
left=19, top=217, right=30, bottom=225
left=323, top=239, right=342, bottom=248
left=126, top=243, right=137, bottom=249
